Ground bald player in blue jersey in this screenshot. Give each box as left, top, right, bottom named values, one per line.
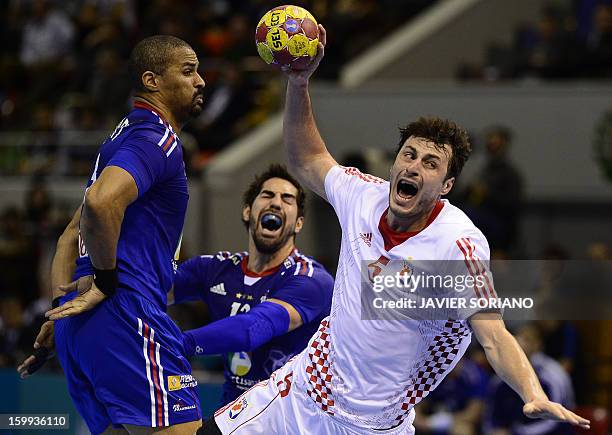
left=18, top=35, right=206, bottom=435
left=170, top=165, right=334, bottom=406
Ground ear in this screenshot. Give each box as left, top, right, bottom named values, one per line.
left=242, top=206, right=251, bottom=226
left=441, top=177, right=455, bottom=196
left=294, top=216, right=304, bottom=234
left=141, top=70, right=160, bottom=92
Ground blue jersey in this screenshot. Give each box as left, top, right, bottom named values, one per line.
left=74, top=101, right=188, bottom=310
left=173, top=249, right=334, bottom=404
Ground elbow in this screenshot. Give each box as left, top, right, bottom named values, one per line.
left=83, top=184, right=116, bottom=220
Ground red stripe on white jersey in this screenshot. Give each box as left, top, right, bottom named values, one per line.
left=456, top=238, right=495, bottom=300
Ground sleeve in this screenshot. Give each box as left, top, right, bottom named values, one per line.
left=271, top=265, right=334, bottom=324
left=107, top=132, right=167, bottom=197
left=324, top=165, right=385, bottom=223
left=445, top=232, right=499, bottom=320
left=173, top=256, right=213, bottom=304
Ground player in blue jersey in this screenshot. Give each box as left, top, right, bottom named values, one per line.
left=18, top=35, right=205, bottom=435
left=170, top=164, right=334, bottom=405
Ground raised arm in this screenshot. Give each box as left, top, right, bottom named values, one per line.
left=470, top=313, right=589, bottom=429
left=283, top=25, right=337, bottom=200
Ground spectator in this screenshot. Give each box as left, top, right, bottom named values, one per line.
left=483, top=323, right=576, bottom=435
left=20, top=0, right=75, bottom=68
left=0, top=296, right=29, bottom=367
left=459, top=126, right=524, bottom=253
left=585, top=3, right=612, bottom=76
left=414, top=354, right=489, bottom=435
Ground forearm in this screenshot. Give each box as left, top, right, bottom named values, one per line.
left=182, top=302, right=289, bottom=355
left=50, top=206, right=81, bottom=299
left=482, top=328, right=547, bottom=403
left=50, top=235, right=78, bottom=299
left=283, top=82, right=331, bottom=192
left=81, top=196, right=123, bottom=269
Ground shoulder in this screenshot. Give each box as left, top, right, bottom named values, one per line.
left=118, top=117, right=179, bottom=154
left=326, top=165, right=389, bottom=195
left=432, top=200, right=490, bottom=258
left=282, top=251, right=333, bottom=283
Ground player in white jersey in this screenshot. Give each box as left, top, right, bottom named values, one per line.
left=200, top=25, right=590, bottom=435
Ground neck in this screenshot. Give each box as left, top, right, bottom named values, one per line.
left=247, top=238, right=296, bottom=274
left=386, top=200, right=438, bottom=233
left=133, top=95, right=183, bottom=133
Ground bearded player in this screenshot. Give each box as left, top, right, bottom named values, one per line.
left=171, top=164, right=333, bottom=405
left=206, top=25, right=590, bottom=435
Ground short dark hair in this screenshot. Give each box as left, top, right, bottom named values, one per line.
left=485, top=125, right=513, bottom=143
left=242, top=164, right=306, bottom=228
left=396, top=116, right=472, bottom=180
left=128, top=35, right=192, bottom=92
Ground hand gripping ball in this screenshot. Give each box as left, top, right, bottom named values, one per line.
left=255, top=5, right=319, bottom=70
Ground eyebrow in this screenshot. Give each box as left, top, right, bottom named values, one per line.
left=422, top=153, right=441, bottom=161
left=403, top=146, right=443, bottom=161
left=261, top=189, right=296, bottom=199
left=182, top=62, right=198, bottom=68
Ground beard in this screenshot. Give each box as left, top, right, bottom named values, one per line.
left=189, top=100, right=204, bottom=118
left=249, top=213, right=296, bottom=255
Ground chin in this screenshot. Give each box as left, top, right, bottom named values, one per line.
left=189, top=106, right=203, bottom=118
left=389, top=196, right=418, bottom=218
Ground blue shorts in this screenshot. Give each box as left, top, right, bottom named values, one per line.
left=54, top=291, right=202, bottom=434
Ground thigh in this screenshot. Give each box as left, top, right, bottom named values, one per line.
left=69, top=294, right=202, bottom=430
left=55, top=317, right=113, bottom=435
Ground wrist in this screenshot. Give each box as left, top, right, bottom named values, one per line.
left=287, top=78, right=309, bottom=90
left=92, top=266, right=118, bottom=297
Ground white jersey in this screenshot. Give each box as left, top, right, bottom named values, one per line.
left=291, top=165, right=496, bottom=431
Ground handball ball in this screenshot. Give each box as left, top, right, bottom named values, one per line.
left=255, top=5, right=319, bottom=70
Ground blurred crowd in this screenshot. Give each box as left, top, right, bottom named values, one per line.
left=0, top=0, right=430, bottom=176
left=413, top=320, right=610, bottom=435
left=0, top=176, right=72, bottom=368
left=457, top=0, right=612, bottom=81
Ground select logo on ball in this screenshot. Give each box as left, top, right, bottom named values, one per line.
left=265, top=9, right=286, bottom=27
left=266, top=27, right=288, bottom=51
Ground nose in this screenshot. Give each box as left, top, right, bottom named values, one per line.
left=268, top=194, right=282, bottom=210
left=403, top=158, right=420, bottom=176
left=195, top=72, right=205, bottom=89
